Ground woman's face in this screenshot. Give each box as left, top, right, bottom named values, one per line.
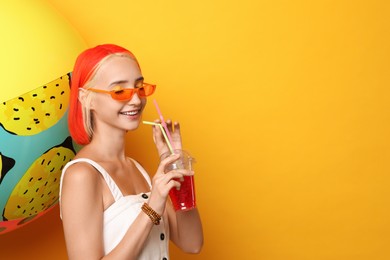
left=88, top=55, right=147, bottom=133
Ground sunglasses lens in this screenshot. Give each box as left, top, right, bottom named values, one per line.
left=109, top=84, right=155, bottom=101
left=111, top=89, right=134, bottom=101
left=138, top=84, right=155, bottom=97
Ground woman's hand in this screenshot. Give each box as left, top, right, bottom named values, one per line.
left=152, top=119, right=183, bottom=157
left=148, top=153, right=193, bottom=215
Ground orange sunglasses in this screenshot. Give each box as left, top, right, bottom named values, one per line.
left=87, top=83, right=156, bottom=101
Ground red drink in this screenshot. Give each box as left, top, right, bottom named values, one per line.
left=169, top=175, right=196, bottom=211
left=161, top=150, right=197, bottom=211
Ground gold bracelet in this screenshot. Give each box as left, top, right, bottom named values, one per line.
left=141, top=203, right=161, bottom=225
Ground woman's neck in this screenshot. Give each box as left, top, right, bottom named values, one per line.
left=86, top=131, right=127, bottom=161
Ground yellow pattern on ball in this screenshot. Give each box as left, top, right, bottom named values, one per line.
left=3, top=146, right=74, bottom=220
left=0, top=74, right=70, bottom=136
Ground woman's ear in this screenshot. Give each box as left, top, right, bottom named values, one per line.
left=79, top=88, right=94, bottom=109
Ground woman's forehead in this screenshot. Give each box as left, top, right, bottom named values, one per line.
left=95, top=56, right=142, bottom=83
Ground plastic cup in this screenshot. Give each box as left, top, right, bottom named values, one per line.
left=161, top=150, right=196, bottom=211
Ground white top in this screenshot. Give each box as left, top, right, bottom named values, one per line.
left=59, top=158, right=170, bottom=259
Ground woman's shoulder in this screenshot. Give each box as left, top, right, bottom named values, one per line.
left=62, top=158, right=102, bottom=185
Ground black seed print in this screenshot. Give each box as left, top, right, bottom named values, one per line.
left=29, top=177, right=33, bottom=182
left=44, top=181, right=48, bottom=186
left=38, top=177, right=42, bottom=181
left=36, top=188, right=39, bottom=192
left=23, top=210, right=26, bottom=214
left=41, top=100, right=45, bottom=103
left=18, top=97, right=24, bottom=102
left=50, top=168, right=55, bottom=173
left=43, top=86, right=47, bottom=88
left=35, top=121, right=40, bottom=124
left=61, top=91, right=65, bottom=95
left=26, top=127, right=31, bottom=130
left=41, top=194, right=44, bottom=198
left=32, top=94, right=37, bottom=97
left=47, top=191, right=52, bottom=195
left=31, top=107, right=35, bottom=111
left=53, top=178, right=57, bottom=182
left=56, top=84, right=59, bottom=87
left=13, top=117, right=20, bottom=120
left=29, top=198, right=34, bottom=203
left=13, top=108, right=19, bottom=111
left=41, top=159, right=45, bottom=165
left=59, top=104, right=63, bottom=109
left=30, top=206, right=34, bottom=210
left=47, top=160, right=51, bottom=166
left=50, top=96, right=55, bottom=99
left=23, top=190, right=28, bottom=194
left=63, top=155, right=66, bottom=161
left=45, top=113, right=50, bottom=116
left=17, top=205, right=21, bottom=208
left=60, top=165, right=64, bottom=170
left=57, top=152, right=60, bottom=156
left=3, top=102, right=6, bottom=105
left=34, top=118, right=38, bottom=121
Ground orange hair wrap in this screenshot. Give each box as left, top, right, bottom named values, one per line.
left=68, top=44, right=139, bottom=145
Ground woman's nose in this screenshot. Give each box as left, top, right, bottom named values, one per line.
left=127, top=92, right=142, bottom=105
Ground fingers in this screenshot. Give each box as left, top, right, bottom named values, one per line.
left=157, top=153, right=180, bottom=174
left=152, top=119, right=179, bottom=141
left=157, top=169, right=194, bottom=191
left=167, top=169, right=194, bottom=183
left=150, top=118, right=183, bottom=157
left=152, top=121, right=162, bottom=141
left=165, top=119, right=182, bottom=149
left=149, top=151, right=194, bottom=212
left=151, top=119, right=168, bottom=153
left=166, top=119, right=173, bottom=133
left=156, top=153, right=194, bottom=181
left=152, top=163, right=193, bottom=199
left=154, top=119, right=180, bottom=134
left=167, top=168, right=194, bottom=177
left=165, top=119, right=180, bottom=134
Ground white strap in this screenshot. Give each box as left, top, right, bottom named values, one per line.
left=60, top=158, right=123, bottom=201
left=129, top=158, right=152, bottom=188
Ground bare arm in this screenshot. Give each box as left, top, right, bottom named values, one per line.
left=61, top=163, right=106, bottom=259
left=167, top=203, right=204, bottom=253
left=152, top=119, right=204, bottom=253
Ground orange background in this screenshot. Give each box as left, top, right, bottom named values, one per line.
left=1, top=0, right=390, bottom=259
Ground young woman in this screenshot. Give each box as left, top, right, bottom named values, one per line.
left=59, top=44, right=203, bottom=259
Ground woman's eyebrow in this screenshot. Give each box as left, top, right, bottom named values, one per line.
left=109, top=80, right=128, bottom=87
left=135, top=76, right=144, bottom=82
